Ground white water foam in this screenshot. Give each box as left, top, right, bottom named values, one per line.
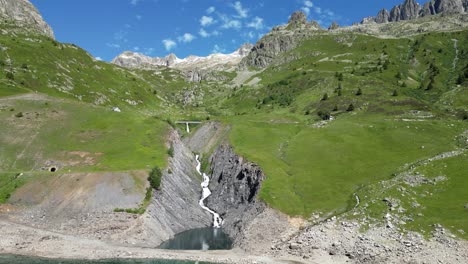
left=195, top=155, right=223, bottom=228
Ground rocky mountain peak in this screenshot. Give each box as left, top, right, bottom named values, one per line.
left=328, top=21, right=340, bottom=30
left=364, top=0, right=467, bottom=24
left=0, top=0, right=54, bottom=38
left=288, top=11, right=307, bottom=26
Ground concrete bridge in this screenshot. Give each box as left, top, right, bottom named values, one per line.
left=175, top=121, right=202, bottom=133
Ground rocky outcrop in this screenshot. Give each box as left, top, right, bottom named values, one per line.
left=205, top=144, right=266, bottom=245
left=287, top=11, right=307, bottom=28
left=240, top=11, right=321, bottom=69
left=375, top=9, right=391, bottom=23
left=364, top=0, right=467, bottom=24
left=396, top=0, right=421, bottom=21
left=328, top=21, right=340, bottom=30
left=0, top=0, right=54, bottom=38
left=420, top=0, right=465, bottom=16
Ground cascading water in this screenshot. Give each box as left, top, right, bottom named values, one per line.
left=195, top=155, right=223, bottom=227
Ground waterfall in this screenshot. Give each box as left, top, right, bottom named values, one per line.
left=195, top=155, right=223, bottom=228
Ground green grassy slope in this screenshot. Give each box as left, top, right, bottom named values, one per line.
left=0, top=20, right=467, bottom=237
left=221, top=29, right=468, bottom=235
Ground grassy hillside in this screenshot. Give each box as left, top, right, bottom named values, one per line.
left=0, top=20, right=466, bottom=237
left=0, top=95, right=169, bottom=203
left=220, top=29, right=468, bottom=235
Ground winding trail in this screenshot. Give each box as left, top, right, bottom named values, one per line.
left=195, top=155, right=223, bottom=228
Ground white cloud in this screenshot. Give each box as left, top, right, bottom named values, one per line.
left=232, top=1, right=248, bottom=18
left=219, top=14, right=242, bottom=29
left=247, top=16, right=264, bottom=30
left=133, top=46, right=140, bottom=51
left=136, top=15, right=142, bottom=20
left=200, top=16, right=215, bottom=26
left=199, top=29, right=220, bottom=38
left=95, top=57, right=103, bottom=61
left=162, top=39, right=176, bottom=51
left=304, top=1, right=313, bottom=8
left=130, top=0, right=141, bottom=5
left=222, top=19, right=241, bottom=29
left=199, top=28, right=210, bottom=38
left=106, top=43, right=121, bottom=48
left=177, top=33, right=196, bottom=43
left=300, top=0, right=339, bottom=27
left=212, top=44, right=226, bottom=54
left=206, top=6, right=215, bottom=14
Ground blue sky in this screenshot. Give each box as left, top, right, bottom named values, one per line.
left=30, top=0, right=404, bottom=61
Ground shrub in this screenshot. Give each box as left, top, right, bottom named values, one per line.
left=148, top=166, right=162, bottom=190
left=317, top=110, right=330, bottom=120
left=321, top=93, right=329, bottom=101
left=5, top=72, right=14, bottom=80
left=15, top=112, right=23, bottom=118
left=356, top=88, right=362, bottom=96
left=21, top=63, right=28, bottom=69
left=167, top=144, right=174, bottom=158
left=347, top=104, right=355, bottom=112
left=332, top=105, right=338, bottom=111
left=392, top=90, right=399, bottom=96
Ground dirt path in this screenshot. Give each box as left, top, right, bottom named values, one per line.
left=0, top=218, right=319, bottom=264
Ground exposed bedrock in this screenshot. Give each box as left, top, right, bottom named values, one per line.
left=205, top=144, right=267, bottom=246
left=132, top=129, right=212, bottom=245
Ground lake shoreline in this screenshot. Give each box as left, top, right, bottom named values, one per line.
left=0, top=219, right=311, bottom=264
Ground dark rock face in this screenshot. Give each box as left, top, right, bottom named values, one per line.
left=239, top=11, right=322, bottom=68
left=205, top=144, right=266, bottom=244
left=241, top=34, right=300, bottom=68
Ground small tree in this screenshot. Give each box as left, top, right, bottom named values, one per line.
left=356, top=88, right=362, bottom=96
left=338, top=73, right=344, bottom=81
left=392, top=90, right=399, bottom=96
left=332, top=105, right=338, bottom=111
left=317, top=110, right=330, bottom=120
left=457, top=73, right=465, bottom=85
left=338, top=89, right=342, bottom=96
left=347, top=104, right=355, bottom=112
left=321, top=93, right=329, bottom=101
left=148, top=166, right=162, bottom=190
left=5, top=72, right=14, bottom=80
left=167, top=144, right=174, bottom=158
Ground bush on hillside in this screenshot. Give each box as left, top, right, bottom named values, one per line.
left=356, top=88, right=362, bottom=96
left=148, top=166, right=162, bottom=190
left=321, top=93, right=329, bottom=101
left=317, top=110, right=330, bottom=120
left=5, top=72, right=14, bottom=80
left=167, top=144, right=174, bottom=158
left=347, top=104, right=355, bottom=112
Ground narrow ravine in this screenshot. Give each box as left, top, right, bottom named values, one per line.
left=195, top=155, right=223, bottom=227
